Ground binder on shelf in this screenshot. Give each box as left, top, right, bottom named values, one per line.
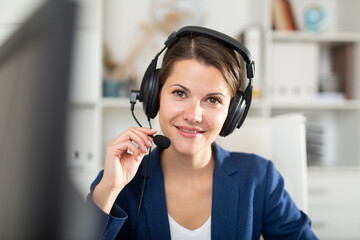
left=270, top=42, right=320, bottom=102
left=272, top=0, right=297, bottom=31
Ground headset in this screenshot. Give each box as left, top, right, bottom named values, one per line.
left=132, top=25, right=255, bottom=137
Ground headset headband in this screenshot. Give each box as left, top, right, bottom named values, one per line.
left=165, top=26, right=255, bottom=78
left=141, top=26, right=255, bottom=102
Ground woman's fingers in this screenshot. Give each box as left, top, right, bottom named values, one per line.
left=113, top=127, right=156, bottom=152
left=108, top=127, right=156, bottom=160
left=122, top=140, right=145, bottom=159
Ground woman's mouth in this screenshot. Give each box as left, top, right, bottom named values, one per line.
left=175, top=126, right=204, bottom=137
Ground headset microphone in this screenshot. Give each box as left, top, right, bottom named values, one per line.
left=151, top=135, right=171, bottom=149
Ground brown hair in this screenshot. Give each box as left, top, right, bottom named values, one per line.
left=159, top=35, right=244, bottom=97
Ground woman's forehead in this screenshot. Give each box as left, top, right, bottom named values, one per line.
left=164, top=59, right=232, bottom=96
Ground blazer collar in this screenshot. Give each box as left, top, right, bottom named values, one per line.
left=213, top=143, right=241, bottom=175
left=139, top=144, right=240, bottom=240
left=211, top=144, right=240, bottom=239
left=140, top=147, right=171, bottom=239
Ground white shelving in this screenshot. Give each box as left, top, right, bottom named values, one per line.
left=261, top=1, right=360, bottom=238
left=308, top=168, right=360, bottom=239
left=65, top=0, right=103, bottom=173
left=101, top=98, right=133, bottom=108
left=260, top=0, right=360, bottom=168
left=270, top=99, right=360, bottom=110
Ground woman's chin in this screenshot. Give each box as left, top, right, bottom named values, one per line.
left=169, top=140, right=209, bottom=156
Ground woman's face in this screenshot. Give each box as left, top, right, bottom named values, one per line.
left=159, top=59, right=232, bottom=156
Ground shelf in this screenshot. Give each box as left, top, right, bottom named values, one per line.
left=101, top=98, right=267, bottom=110
left=99, top=96, right=360, bottom=111
left=308, top=166, right=360, bottom=173
left=98, top=97, right=360, bottom=110
left=100, top=97, right=146, bottom=110
left=101, top=97, right=129, bottom=107
left=269, top=99, right=360, bottom=110
left=70, top=100, right=97, bottom=108
left=269, top=31, right=360, bottom=43
left=249, top=99, right=267, bottom=108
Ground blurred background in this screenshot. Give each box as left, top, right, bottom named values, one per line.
left=1, top=0, right=359, bottom=239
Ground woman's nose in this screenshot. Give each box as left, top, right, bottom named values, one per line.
left=182, top=101, right=203, bottom=123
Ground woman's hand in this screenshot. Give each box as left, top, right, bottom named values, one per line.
left=92, top=127, right=156, bottom=213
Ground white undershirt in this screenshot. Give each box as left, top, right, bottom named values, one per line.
left=168, top=214, right=211, bottom=240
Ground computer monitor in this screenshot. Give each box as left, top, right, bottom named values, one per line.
left=0, top=1, right=99, bottom=239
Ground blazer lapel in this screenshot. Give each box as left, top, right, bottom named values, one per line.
left=141, top=148, right=171, bottom=240
left=211, top=144, right=240, bottom=240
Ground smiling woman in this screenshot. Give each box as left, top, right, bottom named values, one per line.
left=89, top=26, right=318, bottom=240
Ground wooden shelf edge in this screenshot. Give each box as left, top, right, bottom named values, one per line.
left=270, top=31, right=360, bottom=43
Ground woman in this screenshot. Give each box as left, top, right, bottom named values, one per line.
left=89, top=26, right=318, bottom=239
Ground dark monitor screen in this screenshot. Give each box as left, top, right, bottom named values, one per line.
left=0, top=1, right=99, bottom=239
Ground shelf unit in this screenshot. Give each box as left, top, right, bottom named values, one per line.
left=261, top=0, right=360, bottom=238
left=258, top=0, right=360, bottom=169
left=308, top=168, right=360, bottom=239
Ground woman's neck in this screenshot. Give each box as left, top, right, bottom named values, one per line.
left=160, top=145, right=215, bottom=181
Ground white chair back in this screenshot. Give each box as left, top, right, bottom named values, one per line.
left=216, top=113, right=308, bottom=212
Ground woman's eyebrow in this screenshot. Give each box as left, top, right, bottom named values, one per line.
left=205, top=92, right=226, bottom=98
left=170, top=84, right=227, bottom=97
left=169, top=84, right=191, bottom=92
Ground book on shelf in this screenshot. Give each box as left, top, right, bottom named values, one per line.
left=331, top=43, right=355, bottom=99
left=272, top=0, right=297, bottom=31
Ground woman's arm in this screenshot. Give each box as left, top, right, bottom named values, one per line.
left=262, top=161, right=319, bottom=240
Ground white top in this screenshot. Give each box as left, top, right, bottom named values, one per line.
left=168, top=214, right=211, bottom=240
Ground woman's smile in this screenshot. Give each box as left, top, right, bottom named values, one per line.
left=175, top=125, right=205, bottom=138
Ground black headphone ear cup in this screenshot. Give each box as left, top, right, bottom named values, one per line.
left=220, top=91, right=246, bottom=137
left=142, top=69, right=160, bottom=119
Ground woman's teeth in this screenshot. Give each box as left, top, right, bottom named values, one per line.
left=178, top=127, right=201, bottom=133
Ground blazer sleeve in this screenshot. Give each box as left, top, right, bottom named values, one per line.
left=262, top=161, right=318, bottom=240
left=87, top=170, right=128, bottom=240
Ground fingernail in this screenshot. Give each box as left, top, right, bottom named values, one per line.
left=127, top=149, right=134, bottom=155
left=144, top=146, right=148, bottom=152
left=148, top=140, right=152, bottom=146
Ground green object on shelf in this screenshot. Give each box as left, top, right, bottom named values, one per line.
left=103, top=79, right=128, bottom=98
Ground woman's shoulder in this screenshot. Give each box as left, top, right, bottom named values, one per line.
left=215, top=143, right=270, bottom=163
left=213, top=143, right=275, bottom=179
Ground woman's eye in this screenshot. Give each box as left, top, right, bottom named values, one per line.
left=173, top=90, right=186, bottom=98
left=207, top=97, right=221, bottom=104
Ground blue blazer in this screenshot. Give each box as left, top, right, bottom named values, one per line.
left=89, top=144, right=318, bottom=240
